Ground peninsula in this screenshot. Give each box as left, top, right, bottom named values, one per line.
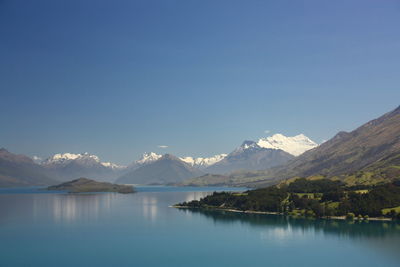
left=174, top=178, right=400, bottom=221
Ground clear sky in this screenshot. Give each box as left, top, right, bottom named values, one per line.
left=1, top=0, right=399, bottom=164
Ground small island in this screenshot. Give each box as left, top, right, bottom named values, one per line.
left=47, top=177, right=135, bottom=193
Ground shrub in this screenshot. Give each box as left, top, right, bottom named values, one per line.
left=346, top=212, right=355, bottom=220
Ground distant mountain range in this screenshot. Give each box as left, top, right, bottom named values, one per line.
left=40, top=152, right=126, bottom=182
left=4, top=104, right=400, bottom=188
left=116, top=154, right=204, bottom=185
left=0, top=132, right=319, bottom=187
left=127, top=152, right=228, bottom=170
left=3, top=104, right=399, bottom=188
left=0, top=133, right=312, bottom=186
left=183, top=105, right=400, bottom=188
left=113, top=134, right=317, bottom=184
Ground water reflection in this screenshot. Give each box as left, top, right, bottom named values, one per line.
left=41, top=193, right=116, bottom=223
left=141, top=195, right=158, bottom=222
left=0, top=193, right=117, bottom=225
left=1, top=188, right=399, bottom=266
left=180, top=208, right=400, bottom=260
left=181, top=209, right=400, bottom=239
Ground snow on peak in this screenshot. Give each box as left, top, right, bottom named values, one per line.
left=32, top=155, right=43, bottom=164
left=131, top=152, right=227, bottom=168
left=43, top=152, right=98, bottom=165
left=180, top=154, right=227, bottom=167
left=240, top=140, right=258, bottom=150
left=136, top=152, right=162, bottom=165
left=101, top=162, right=126, bottom=169
left=256, top=133, right=318, bottom=156
left=42, top=152, right=125, bottom=169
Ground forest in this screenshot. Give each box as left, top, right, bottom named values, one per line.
left=176, top=178, right=400, bottom=219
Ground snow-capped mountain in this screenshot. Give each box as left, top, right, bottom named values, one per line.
left=135, top=152, right=162, bottom=165
left=43, top=152, right=99, bottom=166
left=42, top=152, right=126, bottom=169
left=101, top=161, right=127, bottom=170
left=41, top=152, right=127, bottom=182
left=256, top=134, right=318, bottom=156
left=34, top=133, right=317, bottom=183
left=117, top=154, right=204, bottom=185
left=180, top=154, right=227, bottom=168
left=204, top=134, right=318, bottom=174
left=205, top=140, right=295, bottom=174
left=129, top=152, right=227, bottom=169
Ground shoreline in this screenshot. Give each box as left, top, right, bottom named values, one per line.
left=172, top=205, right=393, bottom=222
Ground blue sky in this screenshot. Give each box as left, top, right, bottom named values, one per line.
left=1, top=0, right=399, bottom=164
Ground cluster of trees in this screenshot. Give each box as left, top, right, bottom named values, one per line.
left=338, top=183, right=400, bottom=217
left=179, top=187, right=288, bottom=212
left=178, top=178, right=400, bottom=219
left=284, top=178, right=343, bottom=193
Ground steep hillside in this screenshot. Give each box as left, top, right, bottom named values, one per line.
left=0, top=149, right=56, bottom=187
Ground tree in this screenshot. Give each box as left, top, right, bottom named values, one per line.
left=346, top=213, right=355, bottom=220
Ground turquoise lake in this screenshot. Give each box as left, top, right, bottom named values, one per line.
left=0, top=186, right=399, bottom=267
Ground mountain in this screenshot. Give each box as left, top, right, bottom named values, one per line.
left=257, top=105, right=400, bottom=186
left=0, top=148, right=56, bottom=187
left=116, top=154, right=204, bottom=185
left=127, top=152, right=227, bottom=170
left=203, top=133, right=317, bottom=174
left=204, top=140, right=295, bottom=174
left=256, top=134, right=318, bottom=156
left=188, top=106, right=400, bottom=188
left=126, top=152, right=162, bottom=170
left=41, top=153, right=126, bottom=182
left=42, top=152, right=126, bottom=170
left=179, top=154, right=227, bottom=168
left=131, top=152, right=162, bottom=166
left=38, top=151, right=225, bottom=183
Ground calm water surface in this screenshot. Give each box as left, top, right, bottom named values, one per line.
left=0, top=186, right=399, bottom=267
